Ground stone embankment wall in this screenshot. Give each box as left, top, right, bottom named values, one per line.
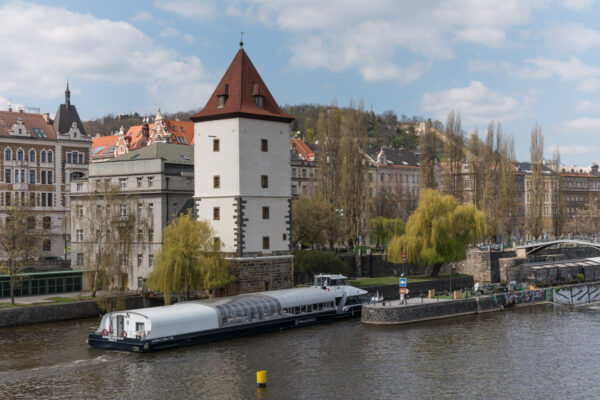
left=226, top=256, right=293, bottom=295
left=338, top=254, right=453, bottom=278
left=458, top=249, right=516, bottom=283
left=361, top=276, right=474, bottom=299
left=0, top=296, right=150, bottom=328
left=362, top=296, right=502, bottom=325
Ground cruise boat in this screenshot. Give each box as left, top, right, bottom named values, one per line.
left=87, top=274, right=369, bottom=352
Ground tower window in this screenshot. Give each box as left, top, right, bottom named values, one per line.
left=262, top=206, right=270, bottom=219
left=261, top=175, right=268, bottom=188
left=213, top=175, right=220, bottom=189
left=261, top=139, right=268, bottom=152
left=213, top=139, right=220, bottom=152
left=254, top=95, right=264, bottom=108
left=213, top=207, right=220, bottom=220
left=262, top=236, right=270, bottom=250
left=217, top=95, right=227, bottom=108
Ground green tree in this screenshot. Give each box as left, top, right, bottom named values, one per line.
left=369, top=217, right=405, bottom=249
left=147, top=214, right=234, bottom=304
left=293, top=250, right=350, bottom=277
left=0, top=203, right=38, bottom=305
left=387, top=189, right=486, bottom=276
left=292, top=195, right=341, bottom=249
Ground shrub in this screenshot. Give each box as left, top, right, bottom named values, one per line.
left=576, top=273, right=584, bottom=282
left=294, top=250, right=350, bottom=276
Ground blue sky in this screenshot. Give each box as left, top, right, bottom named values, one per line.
left=1, top=0, right=600, bottom=165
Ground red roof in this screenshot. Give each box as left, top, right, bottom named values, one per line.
left=290, top=138, right=315, bottom=161
left=125, top=119, right=194, bottom=149
left=0, top=110, right=56, bottom=139
left=191, top=48, right=294, bottom=123
left=92, top=135, right=119, bottom=158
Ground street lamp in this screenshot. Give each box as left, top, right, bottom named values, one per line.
left=449, top=263, right=456, bottom=294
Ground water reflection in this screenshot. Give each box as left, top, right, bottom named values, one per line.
left=2, top=306, right=600, bottom=399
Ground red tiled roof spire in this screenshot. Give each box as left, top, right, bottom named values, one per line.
left=190, top=49, right=294, bottom=123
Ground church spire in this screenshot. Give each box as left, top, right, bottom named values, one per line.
left=65, top=81, right=71, bottom=109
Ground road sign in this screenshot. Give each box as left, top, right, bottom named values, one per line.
left=399, top=287, right=408, bottom=295
left=402, top=252, right=407, bottom=262
left=399, top=277, right=407, bottom=287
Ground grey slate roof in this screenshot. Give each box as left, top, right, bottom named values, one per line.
left=53, top=103, right=86, bottom=136
left=367, top=147, right=419, bottom=167
left=515, top=162, right=554, bottom=175
left=107, top=142, right=194, bottom=165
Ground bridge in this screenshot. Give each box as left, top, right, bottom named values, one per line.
left=516, top=239, right=600, bottom=258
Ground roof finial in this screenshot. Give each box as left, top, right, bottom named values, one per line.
left=65, top=79, right=71, bottom=108
left=240, top=30, right=244, bottom=48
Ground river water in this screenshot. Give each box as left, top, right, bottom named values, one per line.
left=2, top=304, right=600, bottom=399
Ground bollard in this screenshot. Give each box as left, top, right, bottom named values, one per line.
left=257, top=370, right=267, bottom=388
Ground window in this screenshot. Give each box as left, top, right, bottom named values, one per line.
left=119, top=178, right=127, bottom=189
left=47, top=171, right=53, bottom=185
left=261, top=139, right=268, bottom=152
left=76, top=205, right=83, bottom=218
left=137, top=254, right=143, bottom=267
left=77, top=253, right=84, bottom=266
left=213, top=175, right=220, bottom=189
left=149, top=255, right=154, bottom=267
left=78, top=153, right=84, bottom=164
left=138, top=229, right=143, bottom=241
left=17, top=149, right=23, bottom=161
left=67, top=153, right=72, bottom=164
left=43, top=239, right=51, bottom=252
left=262, top=206, right=270, bottom=219
left=213, top=207, right=220, bottom=220
left=4, top=169, right=10, bottom=183
left=255, top=95, right=264, bottom=108
left=137, top=177, right=142, bottom=188
left=148, top=229, right=154, bottom=241
left=76, top=183, right=82, bottom=191
left=47, top=151, right=53, bottom=163
left=120, top=204, right=127, bottom=217
left=292, top=185, right=297, bottom=195
left=41, top=150, right=46, bottom=163
left=148, top=203, right=154, bottom=214
left=186, top=178, right=191, bottom=188
left=76, top=229, right=83, bottom=241
left=213, top=139, right=220, bottom=152
left=4, top=148, right=11, bottom=160
left=41, top=171, right=46, bottom=184
left=213, top=237, right=221, bottom=250
left=48, top=193, right=53, bottom=207
left=292, top=168, right=296, bottom=178
left=29, top=149, right=35, bottom=162
left=29, top=170, right=35, bottom=184
left=302, top=169, right=306, bottom=178
left=147, top=177, right=153, bottom=187
left=27, top=216, right=35, bottom=229
left=137, top=203, right=143, bottom=217
left=29, top=193, right=35, bottom=206
left=41, top=193, right=46, bottom=207
left=262, top=236, right=270, bottom=250
left=283, top=233, right=287, bottom=241
left=261, top=175, right=268, bottom=188
left=5, top=192, right=10, bottom=206
left=217, top=95, right=227, bottom=108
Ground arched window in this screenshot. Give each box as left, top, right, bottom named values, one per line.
left=47, top=151, right=53, bottom=163
left=43, top=239, right=51, bottom=251
left=41, top=150, right=46, bottom=163
left=17, top=149, right=23, bottom=161
left=5, top=147, right=11, bottom=161
left=29, top=149, right=35, bottom=162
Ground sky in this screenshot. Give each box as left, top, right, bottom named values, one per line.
left=0, top=0, right=599, bottom=166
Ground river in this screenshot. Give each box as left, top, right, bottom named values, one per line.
left=2, top=304, right=600, bottom=399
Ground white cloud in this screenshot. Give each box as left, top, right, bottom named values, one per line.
left=543, top=22, right=600, bottom=53
left=576, top=99, right=600, bottom=112
left=517, top=56, right=600, bottom=81
left=153, top=0, right=215, bottom=18
left=230, top=0, right=543, bottom=84
left=420, top=81, right=535, bottom=125
left=0, top=2, right=212, bottom=110
left=576, top=78, right=600, bottom=92
left=130, top=10, right=153, bottom=22
left=159, top=27, right=181, bottom=38
left=563, top=117, right=600, bottom=133
left=561, top=0, right=594, bottom=12
left=547, top=143, right=600, bottom=155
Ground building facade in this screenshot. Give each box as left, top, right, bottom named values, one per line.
left=290, top=138, right=317, bottom=197
left=191, top=47, right=294, bottom=294
left=70, top=143, right=194, bottom=289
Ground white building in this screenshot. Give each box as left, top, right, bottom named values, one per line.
left=191, top=46, right=294, bottom=294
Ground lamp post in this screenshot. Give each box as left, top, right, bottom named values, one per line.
left=449, top=263, right=456, bottom=294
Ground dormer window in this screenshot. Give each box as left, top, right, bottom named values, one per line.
left=254, top=95, right=264, bottom=108
left=217, top=95, right=227, bottom=108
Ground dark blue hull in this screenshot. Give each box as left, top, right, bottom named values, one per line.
left=88, top=305, right=362, bottom=352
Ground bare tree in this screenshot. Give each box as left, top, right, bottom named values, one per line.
left=551, top=147, right=566, bottom=237
left=0, top=201, right=38, bottom=305
left=419, top=120, right=439, bottom=190
left=527, top=124, right=545, bottom=239
left=442, top=110, right=465, bottom=201
left=316, top=105, right=343, bottom=206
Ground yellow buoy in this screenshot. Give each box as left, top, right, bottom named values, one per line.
left=257, top=370, right=267, bottom=388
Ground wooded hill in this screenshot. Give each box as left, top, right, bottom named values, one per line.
left=82, top=105, right=424, bottom=151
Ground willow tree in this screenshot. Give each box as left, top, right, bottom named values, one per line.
left=369, top=217, right=405, bottom=249
left=147, top=214, right=234, bottom=304
left=387, top=189, right=486, bottom=276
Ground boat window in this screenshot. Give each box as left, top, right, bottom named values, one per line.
left=295, top=306, right=300, bottom=314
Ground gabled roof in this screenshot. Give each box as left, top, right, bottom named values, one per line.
left=367, top=147, right=419, bottom=167
left=290, top=138, right=315, bottom=161
left=190, top=48, right=294, bottom=123
left=53, top=84, right=86, bottom=136
left=125, top=119, right=194, bottom=149
left=515, top=162, right=554, bottom=175
left=107, top=142, right=194, bottom=165
left=0, top=110, right=56, bottom=139
left=92, top=135, right=119, bottom=158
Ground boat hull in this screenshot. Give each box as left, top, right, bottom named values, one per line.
left=88, top=305, right=362, bottom=352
